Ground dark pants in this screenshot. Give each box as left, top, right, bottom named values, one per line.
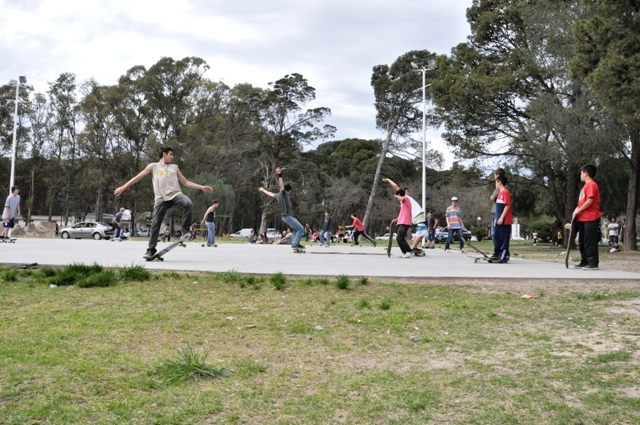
left=445, top=228, right=464, bottom=250
left=148, top=193, right=193, bottom=250
left=353, top=229, right=375, bottom=245
left=494, top=224, right=512, bottom=261
left=578, top=219, right=601, bottom=266
left=396, top=224, right=412, bottom=254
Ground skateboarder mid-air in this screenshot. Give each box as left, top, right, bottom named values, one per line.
left=113, top=146, right=213, bottom=259
left=258, top=167, right=304, bottom=250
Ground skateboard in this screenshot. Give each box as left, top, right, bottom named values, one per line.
left=1, top=238, right=17, bottom=243
left=412, top=248, right=425, bottom=257
left=14, top=262, right=37, bottom=269
left=146, top=237, right=188, bottom=261
left=461, top=236, right=489, bottom=262
left=565, top=216, right=577, bottom=269
left=387, top=220, right=395, bottom=257
left=293, top=247, right=305, bottom=253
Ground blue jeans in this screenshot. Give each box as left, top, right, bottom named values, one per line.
left=113, top=225, right=122, bottom=239
left=319, top=230, right=331, bottom=246
left=206, top=221, right=215, bottom=245
left=282, top=215, right=304, bottom=246
left=445, top=228, right=464, bottom=250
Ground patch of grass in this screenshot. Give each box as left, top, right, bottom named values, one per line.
left=317, top=277, right=330, bottom=285
left=38, top=267, right=57, bottom=278
left=2, top=269, right=19, bottom=282
left=77, top=271, right=117, bottom=288
left=233, top=359, right=267, bottom=377
left=359, top=276, right=371, bottom=285
left=577, top=291, right=610, bottom=301
left=244, top=276, right=260, bottom=288
left=357, top=299, right=371, bottom=309
left=155, top=346, right=227, bottom=385
left=379, top=297, right=393, bottom=310
left=270, top=272, right=286, bottom=290
left=593, top=350, right=632, bottom=363
left=119, top=264, right=151, bottom=282
left=49, top=269, right=82, bottom=286
left=66, top=262, right=103, bottom=276
left=218, top=269, right=242, bottom=284
left=335, top=274, right=350, bottom=290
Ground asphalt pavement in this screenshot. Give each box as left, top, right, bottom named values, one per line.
left=2, top=238, right=640, bottom=280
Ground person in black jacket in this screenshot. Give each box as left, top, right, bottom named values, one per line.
left=319, top=210, right=333, bottom=247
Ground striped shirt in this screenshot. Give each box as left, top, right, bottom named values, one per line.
left=445, top=205, right=463, bottom=229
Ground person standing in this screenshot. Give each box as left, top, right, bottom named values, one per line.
left=304, top=223, right=311, bottom=242
left=346, top=213, right=377, bottom=247
left=319, top=210, right=333, bottom=247
left=444, top=197, right=466, bottom=253
left=426, top=211, right=438, bottom=249
left=392, top=189, right=413, bottom=258
left=607, top=217, right=619, bottom=252
left=490, top=168, right=506, bottom=251
left=201, top=200, right=219, bottom=247
left=114, top=146, right=213, bottom=259
left=258, top=167, right=304, bottom=249
left=1, top=186, right=20, bottom=240
left=492, top=176, right=512, bottom=263
left=572, top=164, right=602, bottom=270
left=111, top=207, right=125, bottom=241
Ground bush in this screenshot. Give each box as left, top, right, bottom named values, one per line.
left=270, top=272, right=286, bottom=290
left=335, top=275, right=350, bottom=290
left=470, top=226, right=488, bottom=241
left=530, top=220, right=556, bottom=242
left=119, top=265, right=151, bottom=282
left=78, top=270, right=117, bottom=288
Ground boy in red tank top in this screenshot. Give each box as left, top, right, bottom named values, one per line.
left=572, top=164, right=602, bottom=270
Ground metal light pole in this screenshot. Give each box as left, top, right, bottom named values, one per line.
left=9, top=76, right=26, bottom=192
left=417, top=60, right=436, bottom=215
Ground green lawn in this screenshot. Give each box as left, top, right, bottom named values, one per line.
left=1, top=266, right=639, bottom=424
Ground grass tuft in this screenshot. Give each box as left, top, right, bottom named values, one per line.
left=593, top=350, right=631, bottom=363
left=356, top=298, right=371, bottom=309
left=119, top=265, right=151, bottom=282
left=378, top=297, right=392, bottom=310
left=270, top=272, right=286, bottom=290
left=2, top=269, right=19, bottom=282
left=233, top=359, right=267, bottom=377
left=317, top=277, right=330, bottom=285
left=77, top=270, right=117, bottom=288
left=359, top=276, right=371, bottom=285
left=218, top=269, right=242, bottom=284
left=335, top=274, right=350, bottom=290
left=49, top=269, right=82, bottom=286
left=66, top=263, right=103, bottom=276
left=156, top=346, right=227, bottom=385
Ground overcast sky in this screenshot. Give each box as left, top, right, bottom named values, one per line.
left=1, top=0, right=472, bottom=167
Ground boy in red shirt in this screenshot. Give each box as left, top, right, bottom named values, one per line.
left=492, top=175, right=512, bottom=263
left=573, top=164, right=602, bottom=270
left=345, top=213, right=376, bottom=247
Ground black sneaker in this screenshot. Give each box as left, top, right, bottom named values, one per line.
left=292, top=244, right=305, bottom=249
left=373, top=241, right=377, bottom=248
left=574, top=262, right=588, bottom=269
left=583, top=264, right=599, bottom=270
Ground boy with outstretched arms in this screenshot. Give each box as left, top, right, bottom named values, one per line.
left=114, top=146, right=213, bottom=259
left=382, top=178, right=426, bottom=255
left=573, top=164, right=602, bottom=270
left=258, top=167, right=304, bottom=249
left=2, top=186, right=20, bottom=240
left=492, top=175, right=512, bottom=263
left=346, top=213, right=377, bottom=247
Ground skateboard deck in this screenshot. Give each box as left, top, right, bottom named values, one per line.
left=461, top=236, right=489, bottom=259
left=565, top=216, right=577, bottom=269
left=146, top=238, right=188, bottom=261
left=1, top=238, right=17, bottom=243
left=412, top=249, right=425, bottom=257
left=467, top=255, right=486, bottom=263
left=387, top=221, right=395, bottom=257
left=14, top=262, right=37, bottom=269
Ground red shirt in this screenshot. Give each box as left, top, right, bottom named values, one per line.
left=496, top=188, right=512, bottom=225
left=351, top=217, right=365, bottom=232
left=577, top=180, right=601, bottom=222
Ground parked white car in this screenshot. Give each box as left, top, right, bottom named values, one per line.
left=59, top=222, right=114, bottom=240
left=230, top=228, right=254, bottom=238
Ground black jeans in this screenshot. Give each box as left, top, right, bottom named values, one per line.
left=578, top=218, right=601, bottom=266
left=396, top=224, right=412, bottom=254
left=148, top=193, right=193, bottom=250
left=353, top=229, right=375, bottom=245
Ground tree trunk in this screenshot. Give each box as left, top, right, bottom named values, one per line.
left=624, top=127, right=639, bottom=251
left=363, top=116, right=398, bottom=228
left=259, top=212, right=268, bottom=235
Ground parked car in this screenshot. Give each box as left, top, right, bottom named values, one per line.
left=230, top=228, right=254, bottom=238
left=137, top=228, right=150, bottom=237
left=434, top=227, right=473, bottom=243
left=375, top=233, right=397, bottom=240
left=59, top=222, right=114, bottom=240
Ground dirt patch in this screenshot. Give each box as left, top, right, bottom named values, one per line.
left=606, top=299, right=640, bottom=318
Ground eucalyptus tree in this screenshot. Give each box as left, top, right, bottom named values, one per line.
left=572, top=0, right=640, bottom=250
left=431, top=0, right=619, bottom=232
left=365, top=50, right=438, bottom=228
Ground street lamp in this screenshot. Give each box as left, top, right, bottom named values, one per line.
left=9, top=76, right=27, bottom=192
left=416, top=60, right=436, bottom=215
left=477, top=216, right=481, bottom=226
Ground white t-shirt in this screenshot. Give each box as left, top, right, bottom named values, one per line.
left=608, top=222, right=618, bottom=236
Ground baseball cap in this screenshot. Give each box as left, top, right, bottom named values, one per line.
left=451, top=197, right=458, bottom=201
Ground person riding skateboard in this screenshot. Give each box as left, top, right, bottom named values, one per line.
left=114, top=146, right=213, bottom=259
left=258, top=167, right=304, bottom=250
left=2, top=186, right=20, bottom=240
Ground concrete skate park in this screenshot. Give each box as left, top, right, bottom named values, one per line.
left=2, top=237, right=640, bottom=280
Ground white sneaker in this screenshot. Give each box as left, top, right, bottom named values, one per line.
left=445, top=249, right=452, bottom=253
left=402, top=253, right=411, bottom=258
left=460, top=249, right=466, bottom=254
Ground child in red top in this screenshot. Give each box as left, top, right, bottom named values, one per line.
left=345, top=214, right=376, bottom=247
left=572, top=164, right=602, bottom=270
left=492, top=175, right=512, bottom=263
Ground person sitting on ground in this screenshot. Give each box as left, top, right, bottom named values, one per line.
left=275, top=229, right=293, bottom=245
left=248, top=230, right=257, bottom=244
left=122, top=228, right=131, bottom=240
